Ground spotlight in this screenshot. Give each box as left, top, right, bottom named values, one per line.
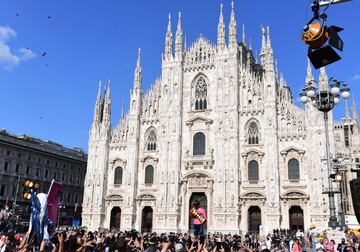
left=300, top=0, right=351, bottom=69
left=302, top=25, right=344, bottom=69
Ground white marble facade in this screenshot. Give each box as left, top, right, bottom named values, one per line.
left=82, top=3, right=345, bottom=233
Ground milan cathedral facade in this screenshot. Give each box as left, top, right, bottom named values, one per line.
left=82, top=2, right=357, bottom=233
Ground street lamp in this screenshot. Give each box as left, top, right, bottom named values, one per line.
left=300, top=78, right=350, bottom=229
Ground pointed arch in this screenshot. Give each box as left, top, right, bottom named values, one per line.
left=145, top=127, right=157, bottom=151
left=192, top=74, right=209, bottom=111
left=245, top=118, right=261, bottom=145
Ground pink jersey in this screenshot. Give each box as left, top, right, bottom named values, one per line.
left=193, top=207, right=206, bottom=224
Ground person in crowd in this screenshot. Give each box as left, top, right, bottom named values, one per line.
left=189, top=200, right=207, bottom=239
left=0, top=205, right=10, bottom=221
left=292, top=238, right=302, bottom=252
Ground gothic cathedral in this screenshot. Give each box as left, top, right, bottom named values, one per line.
left=82, top=2, right=355, bottom=233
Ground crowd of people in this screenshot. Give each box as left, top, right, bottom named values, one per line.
left=0, top=227, right=359, bottom=252
left=1, top=202, right=360, bottom=251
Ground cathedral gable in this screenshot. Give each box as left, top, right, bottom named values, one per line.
left=184, top=35, right=216, bottom=71
left=185, top=115, right=213, bottom=127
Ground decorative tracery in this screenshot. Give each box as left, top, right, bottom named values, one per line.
left=195, top=77, right=208, bottom=110
left=248, top=121, right=259, bottom=145
left=145, top=128, right=157, bottom=151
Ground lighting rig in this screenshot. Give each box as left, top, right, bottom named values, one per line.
left=301, top=0, right=352, bottom=68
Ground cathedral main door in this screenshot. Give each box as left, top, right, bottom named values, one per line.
left=110, top=207, right=121, bottom=230
left=189, top=192, right=207, bottom=234
left=289, top=206, right=304, bottom=231
left=248, top=206, right=261, bottom=234
left=141, top=206, right=153, bottom=233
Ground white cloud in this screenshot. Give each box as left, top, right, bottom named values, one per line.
left=19, top=47, right=37, bottom=61
left=0, top=25, right=36, bottom=70
left=350, top=74, right=360, bottom=82
left=0, top=26, right=16, bottom=42
left=0, top=41, right=20, bottom=70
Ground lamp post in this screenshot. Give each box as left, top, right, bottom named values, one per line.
left=300, top=78, right=350, bottom=229
left=330, top=155, right=350, bottom=230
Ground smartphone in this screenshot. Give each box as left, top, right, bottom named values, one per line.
left=216, top=241, right=222, bottom=250
left=200, top=236, right=205, bottom=245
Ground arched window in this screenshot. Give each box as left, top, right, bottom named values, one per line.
left=195, top=77, right=207, bottom=110
left=145, top=128, right=157, bottom=151
left=248, top=121, right=259, bottom=145
left=193, top=132, right=205, bottom=155
left=114, top=167, right=123, bottom=185
left=248, top=160, right=259, bottom=182
left=288, top=159, right=300, bottom=180
left=145, top=165, right=154, bottom=185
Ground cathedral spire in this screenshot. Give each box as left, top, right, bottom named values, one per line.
left=228, top=0, right=237, bottom=48
left=318, top=67, right=328, bottom=91
left=260, top=26, right=266, bottom=65
left=134, top=48, right=142, bottom=89
left=242, top=24, right=246, bottom=46
left=165, top=13, right=173, bottom=59
left=175, top=12, right=183, bottom=58
left=249, top=38, right=252, bottom=51
left=217, top=3, right=226, bottom=49
left=275, top=59, right=278, bottom=80
left=121, top=98, right=125, bottom=119
left=103, top=80, right=111, bottom=123
left=96, top=80, right=102, bottom=105
left=265, top=26, right=274, bottom=67
left=266, top=26, right=271, bottom=48
left=345, top=100, right=350, bottom=120
left=280, top=73, right=285, bottom=87
left=93, top=81, right=102, bottom=123
left=184, top=33, right=187, bottom=51
left=305, top=58, right=314, bottom=86
left=261, top=26, right=266, bottom=51
left=352, top=95, right=358, bottom=122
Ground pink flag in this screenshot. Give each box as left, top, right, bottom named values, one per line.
left=47, top=180, right=62, bottom=225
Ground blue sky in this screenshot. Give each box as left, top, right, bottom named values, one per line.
left=0, top=0, right=359, bottom=151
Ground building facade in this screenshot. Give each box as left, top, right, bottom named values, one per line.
left=0, top=130, right=87, bottom=225
left=333, top=101, right=360, bottom=224
left=83, top=3, right=354, bottom=233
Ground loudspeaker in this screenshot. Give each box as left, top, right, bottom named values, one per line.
left=350, top=179, right=360, bottom=223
